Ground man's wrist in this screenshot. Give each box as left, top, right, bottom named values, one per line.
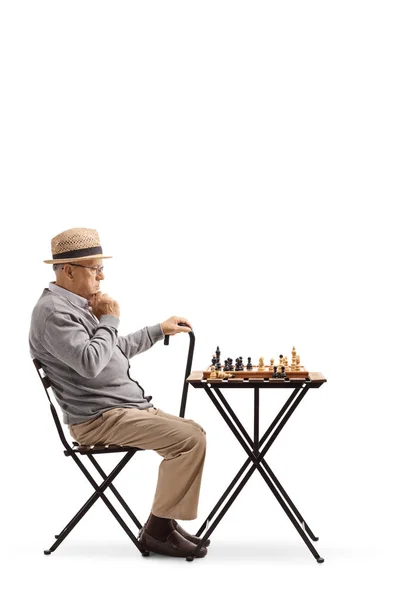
left=98, top=314, right=120, bottom=330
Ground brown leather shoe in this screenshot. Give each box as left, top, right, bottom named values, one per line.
left=171, top=519, right=211, bottom=547
left=140, top=529, right=208, bottom=558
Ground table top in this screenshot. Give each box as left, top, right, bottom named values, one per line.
left=186, top=371, right=327, bottom=389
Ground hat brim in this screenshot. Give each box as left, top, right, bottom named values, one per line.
left=43, top=255, right=113, bottom=264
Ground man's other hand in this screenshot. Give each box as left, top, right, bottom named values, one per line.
left=89, top=292, right=120, bottom=319
left=161, top=316, right=192, bottom=336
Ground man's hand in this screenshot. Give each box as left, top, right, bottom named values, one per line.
left=88, top=292, right=120, bottom=319
left=161, top=316, right=192, bottom=336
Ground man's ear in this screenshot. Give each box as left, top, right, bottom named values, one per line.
left=63, top=264, right=74, bottom=281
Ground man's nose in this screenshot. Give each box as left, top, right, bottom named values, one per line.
left=97, top=271, right=105, bottom=280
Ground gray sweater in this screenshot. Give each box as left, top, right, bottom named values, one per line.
left=29, top=282, right=165, bottom=424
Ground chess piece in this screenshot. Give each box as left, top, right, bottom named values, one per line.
left=258, top=357, right=265, bottom=371
left=283, top=356, right=288, bottom=367
left=235, top=356, right=243, bottom=370
left=279, top=354, right=284, bottom=365
left=215, top=346, right=222, bottom=370
left=211, top=354, right=217, bottom=367
left=291, top=346, right=297, bottom=368
left=270, top=358, right=274, bottom=370
left=246, top=357, right=253, bottom=370
left=217, top=370, right=232, bottom=379
left=273, top=365, right=278, bottom=378
left=224, top=357, right=233, bottom=372
left=209, top=366, right=217, bottom=379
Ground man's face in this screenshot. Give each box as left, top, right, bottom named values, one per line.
left=61, top=258, right=105, bottom=300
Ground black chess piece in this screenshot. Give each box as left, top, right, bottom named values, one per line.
left=235, top=357, right=242, bottom=371
left=211, top=355, right=217, bottom=367
left=223, top=359, right=229, bottom=371
left=273, top=365, right=278, bottom=378
left=215, top=346, right=222, bottom=370
left=246, top=357, right=253, bottom=370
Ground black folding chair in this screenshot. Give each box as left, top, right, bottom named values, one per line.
left=33, top=324, right=195, bottom=556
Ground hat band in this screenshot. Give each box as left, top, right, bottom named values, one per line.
left=53, top=246, right=103, bottom=259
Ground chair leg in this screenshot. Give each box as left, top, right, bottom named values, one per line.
left=86, top=453, right=143, bottom=530
left=44, top=451, right=147, bottom=556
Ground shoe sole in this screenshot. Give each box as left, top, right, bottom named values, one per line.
left=139, top=536, right=207, bottom=559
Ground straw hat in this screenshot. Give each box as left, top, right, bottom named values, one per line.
left=43, top=228, right=112, bottom=264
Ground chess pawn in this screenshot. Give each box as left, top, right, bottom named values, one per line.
left=273, top=365, right=278, bottom=378
left=283, top=356, right=288, bottom=367
left=280, top=365, right=285, bottom=378
left=279, top=354, right=283, bottom=365
left=270, top=358, right=274, bottom=370
left=258, top=357, right=265, bottom=371
left=296, top=355, right=301, bottom=371
left=246, top=357, right=253, bottom=370
left=209, top=366, right=217, bottom=379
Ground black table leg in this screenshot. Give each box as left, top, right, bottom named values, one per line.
left=193, top=383, right=323, bottom=563
left=199, top=385, right=318, bottom=540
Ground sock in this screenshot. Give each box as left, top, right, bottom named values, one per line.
left=145, top=513, right=175, bottom=541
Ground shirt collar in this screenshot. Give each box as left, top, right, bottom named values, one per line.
left=48, top=282, right=89, bottom=309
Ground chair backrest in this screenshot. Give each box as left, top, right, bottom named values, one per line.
left=32, top=358, right=73, bottom=453
left=33, top=328, right=196, bottom=451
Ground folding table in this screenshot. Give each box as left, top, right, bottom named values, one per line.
left=168, top=329, right=327, bottom=563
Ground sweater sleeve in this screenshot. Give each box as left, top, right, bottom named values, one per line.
left=117, top=323, right=164, bottom=359
left=43, top=311, right=120, bottom=378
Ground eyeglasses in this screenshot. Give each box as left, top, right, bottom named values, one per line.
left=65, top=263, right=104, bottom=276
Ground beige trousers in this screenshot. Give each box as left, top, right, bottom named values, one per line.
left=68, top=407, right=206, bottom=520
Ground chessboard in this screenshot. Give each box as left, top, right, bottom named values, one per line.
left=204, top=346, right=310, bottom=380
left=203, top=367, right=309, bottom=380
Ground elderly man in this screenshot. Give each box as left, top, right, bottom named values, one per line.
left=29, top=227, right=208, bottom=559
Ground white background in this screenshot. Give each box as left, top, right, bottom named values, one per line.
left=1, top=1, right=399, bottom=598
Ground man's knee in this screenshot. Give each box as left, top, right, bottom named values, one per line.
left=189, top=428, right=207, bottom=454
left=185, top=417, right=206, bottom=436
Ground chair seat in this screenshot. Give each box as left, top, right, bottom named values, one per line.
left=70, top=442, right=144, bottom=455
